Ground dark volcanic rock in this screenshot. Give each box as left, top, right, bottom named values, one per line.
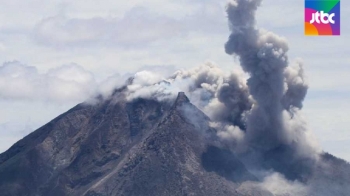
left=82, top=92, right=258, bottom=196
left=201, top=146, right=257, bottom=183
left=0, top=91, right=258, bottom=196
left=1, top=90, right=350, bottom=196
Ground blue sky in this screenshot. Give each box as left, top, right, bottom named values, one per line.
left=0, top=0, right=349, bottom=161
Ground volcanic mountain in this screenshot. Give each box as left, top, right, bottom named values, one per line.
left=1, top=89, right=350, bottom=196
left=1, top=0, right=350, bottom=195
left=0, top=90, right=260, bottom=196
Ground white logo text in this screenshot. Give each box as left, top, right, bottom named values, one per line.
left=310, top=11, right=335, bottom=24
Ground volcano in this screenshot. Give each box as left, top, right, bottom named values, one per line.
left=1, top=90, right=350, bottom=196
left=0, top=91, right=257, bottom=196
left=1, top=0, right=350, bottom=195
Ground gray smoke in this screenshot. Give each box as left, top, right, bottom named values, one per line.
left=225, top=0, right=316, bottom=156
left=125, top=63, right=252, bottom=132
left=95, top=1, right=347, bottom=195
left=101, top=0, right=319, bottom=160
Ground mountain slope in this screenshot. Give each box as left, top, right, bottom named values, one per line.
left=0, top=91, right=260, bottom=196
left=84, top=92, right=257, bottom=196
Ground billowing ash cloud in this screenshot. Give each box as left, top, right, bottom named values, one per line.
left=225, top=0, right=316, bottom=156
left=124, top=63, right=252, bottom=132
left=79, top=0, right=344, bottom=195
left=109, top=59, right=319, bottom=193
left=114, top=0, right=318, bottom=159
left=95, top=0, right=319, bottom=161
left=104, top=2, right=323, bottom=193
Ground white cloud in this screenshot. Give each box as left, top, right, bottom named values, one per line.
left=32, top=7, right=186, bottom=48
left=31, top=2, right=228, bottom=49
left=0, top=42, right=5, bottom=51
left=0, top=61, right=97, bottom=102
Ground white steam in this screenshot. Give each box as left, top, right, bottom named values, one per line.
left=124, top=63, right=252, bottom=144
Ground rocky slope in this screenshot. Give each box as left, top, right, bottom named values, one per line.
left=1, top=90, right=350, bottom=196
left=0, top=91, right=261, bottom=196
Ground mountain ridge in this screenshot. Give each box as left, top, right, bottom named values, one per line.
left=1, top=91, right=350, bottom=196
left=0, top=91, right=259, bottom=195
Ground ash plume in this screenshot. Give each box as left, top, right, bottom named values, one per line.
left=225, top=0, right=317, bottom=156
left=93, top=0, right=345, bottom=194
left=103, top=1, right=325, bottom=193
left=118, top=0, right=318, bottom=160
left=94, top=0, right=321, bottom=169
left=124, top=63, right=252, bottom=132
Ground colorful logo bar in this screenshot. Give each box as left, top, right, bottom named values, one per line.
left=305, top=0, right=340, bottom=36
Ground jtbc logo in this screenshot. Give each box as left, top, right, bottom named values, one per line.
left=310, top=11, right=335, bottom=24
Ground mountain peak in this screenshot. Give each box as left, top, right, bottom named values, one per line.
left=174, top=92, right=190, bottom=105
left=2, top=89, right=350, bottom=196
